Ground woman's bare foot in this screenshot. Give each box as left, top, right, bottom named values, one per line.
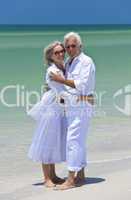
left=50, top=164, right=65, bottom=184
left=44, top=179, right=56, bottom=188
left=52, top=176, right=65, bottom=184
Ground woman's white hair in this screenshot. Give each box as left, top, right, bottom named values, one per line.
left=64, top=32, right=82, bottom=47
left=43, top=41, right=64, bottom=65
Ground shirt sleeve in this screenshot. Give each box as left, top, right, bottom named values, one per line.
left=74, top=60, right=95, bottom=94
left=46, top=67, right=59, bottom=84
left=45, top=69, right=50, bottom=84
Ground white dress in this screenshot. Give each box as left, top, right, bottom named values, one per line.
left=28, top=64, right=67, bottom=164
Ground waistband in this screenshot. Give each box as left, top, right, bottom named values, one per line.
left=77, top=94, right=94, bottom=105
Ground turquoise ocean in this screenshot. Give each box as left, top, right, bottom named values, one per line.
left=0, top=25, right=131, bottom=169
left=0, top=25, right=131, bottom=119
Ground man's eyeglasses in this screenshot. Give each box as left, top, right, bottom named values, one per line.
left=54, top=49, right=65, bottom=56
left=65, top=44, right=77, bottom=49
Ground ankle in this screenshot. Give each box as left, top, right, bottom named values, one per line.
left=44, top=178, right=52, bottom=182
left=67, top=177, right=75, bottom=185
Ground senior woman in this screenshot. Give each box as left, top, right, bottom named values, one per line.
left=28, top=41, right=67, bottom=187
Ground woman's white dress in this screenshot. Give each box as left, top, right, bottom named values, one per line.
left=28, top=64, right=67, bottom=164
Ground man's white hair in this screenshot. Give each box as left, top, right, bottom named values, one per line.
left=64, top=32, right=82, bottom=47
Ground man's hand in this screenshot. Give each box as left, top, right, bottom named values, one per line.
left=50, top=72, right=65, bottom=83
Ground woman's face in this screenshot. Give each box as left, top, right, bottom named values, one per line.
left=52, top=45, right=65, bottom=64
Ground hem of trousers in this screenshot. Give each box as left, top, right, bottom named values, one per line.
left=68, top=164, right=87, bottom=172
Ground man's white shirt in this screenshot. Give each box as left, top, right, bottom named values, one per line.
left=65, top=52, right=96, bottom=96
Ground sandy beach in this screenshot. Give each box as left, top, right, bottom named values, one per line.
left=0, top=115, right=131, bottom=200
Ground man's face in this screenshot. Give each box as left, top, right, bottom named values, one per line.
left=65, top=37, right=80, bottom=58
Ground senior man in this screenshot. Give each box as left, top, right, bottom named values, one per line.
left=51, top=32, right=96, bottom=190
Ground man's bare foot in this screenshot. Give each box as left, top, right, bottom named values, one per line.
left=44, top=180, right=56, bottom=188
left=52, top=176, right=65, bottom=184
left=74, top=177, right=86, bottom=186
left=75, top=168, right=86, bottom=185
left=54, top=179, right=75, bottom=190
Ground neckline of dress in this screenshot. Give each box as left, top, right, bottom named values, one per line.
left=55, top=63, right=65, bottom=75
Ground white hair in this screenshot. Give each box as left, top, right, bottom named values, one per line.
left=64, top=32, right=82, bottom=47
left=43, top=41, right=65, bottom=65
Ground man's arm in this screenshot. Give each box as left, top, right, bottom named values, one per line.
left=62, top=79, right=75, bottom=88
left=50, top=72, right=76, bottom=88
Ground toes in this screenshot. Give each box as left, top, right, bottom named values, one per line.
left=53, top=183, right=75, bottom=190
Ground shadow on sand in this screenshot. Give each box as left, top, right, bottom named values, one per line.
left=32, top=182, right=44, bottom=186
left=33, top=177, right=105, bottom=187
left=83, top=177, right=105, bottom=185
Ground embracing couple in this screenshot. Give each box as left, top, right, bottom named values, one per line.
left=28, top=32, right=96, bottom=190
